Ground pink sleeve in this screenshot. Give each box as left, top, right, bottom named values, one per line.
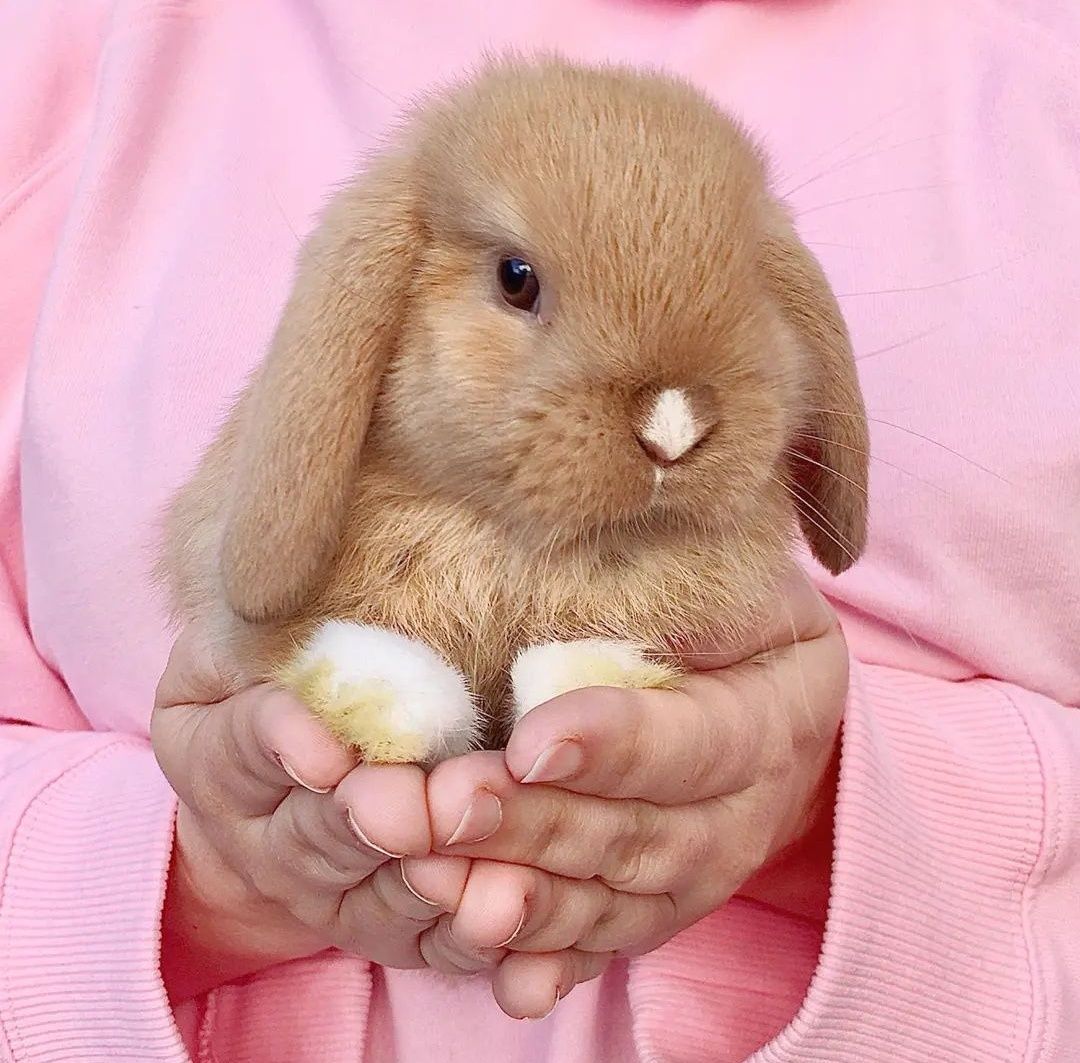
left=763, top=661, right=1080, bottom=1061
left=0, top=4, right=186, bottom=1058
left=632, top=660, right=1080, bottom=1061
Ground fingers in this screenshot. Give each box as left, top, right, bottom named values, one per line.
left=154, top=621, right=240, bottom=708
left=399, top=855, right=473, bottom=912
left=152, top=624, right=355, bottom=818
left=253, top=763, right=431, bottom=900
left=504, top=615, right=847, bottom=806
left=409, top=858, right=509, bottom=976
left=492, top=950, right=613, bottom=1021
left=418, top=916, right=506, bottom=975
left=337, top=857, right=469, bottom=969
left=428, top=753, right=727, bottom=894
left=449, top=860, right=678, bottom=954
left=504, top=684, right=767, bottom=804
left=416, top=862, right=672, bottom=979
left=335, top=763, right=433, bottom=858
left=153, top=685, right=356, bottom=818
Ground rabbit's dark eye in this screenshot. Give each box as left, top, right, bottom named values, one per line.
left=498, top=257, right=540, bottom=314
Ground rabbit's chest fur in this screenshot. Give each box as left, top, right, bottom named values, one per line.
left=270, top=473, right=791, bottom=740
left=166, top=453, right=791, bottom=745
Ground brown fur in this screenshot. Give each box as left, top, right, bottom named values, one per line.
left=160, top=57, right=868, bottom=747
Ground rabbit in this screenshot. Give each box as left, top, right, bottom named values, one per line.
left=159, top=56, right=868, bottom=767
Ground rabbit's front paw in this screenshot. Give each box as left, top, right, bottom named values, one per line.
left=510, top=639, right=681, bottom=722
left=276, top=621, right=478, bottom=765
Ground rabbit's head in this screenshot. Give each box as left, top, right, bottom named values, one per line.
left=222, top=58, right=868, bottom=624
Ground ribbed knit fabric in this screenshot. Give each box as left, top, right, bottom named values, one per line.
left=1, top=1, right=1077, bottom=1061
left=759, top=669, right=1049, bottom=1061
left=0, top=740, right=182, bottom=1061
left=626, top=666, right=1056, bottom=1063
left=197, top=956, right=372, bottom=1063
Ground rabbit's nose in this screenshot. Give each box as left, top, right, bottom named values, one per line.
left=635, top=387, right=711, bottom=465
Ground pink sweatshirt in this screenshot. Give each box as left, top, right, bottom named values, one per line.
left=1, top=1, right=1077, bottom=1060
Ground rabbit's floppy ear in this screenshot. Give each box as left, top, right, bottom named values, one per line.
left=221, top=157, right=418, bottom=623
left=761, top=211, right=869, bottom=574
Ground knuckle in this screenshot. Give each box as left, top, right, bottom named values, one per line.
left=658, top=817, right=712, bottom=895
left=600, top=803, right=653, bottom=890
left=612, top=892, right=679, bottom=956
left=716, top=813, right=772, bottom=890
left=521, top=807, right=564, bottom=870
left=289, top=846, right=347, bottom=885
left=537, top=879, right=601, bottom=952
left=603, top=805, right=713, bottom=895
left=290, top=895, right=338, bottom=932
left=557, top=950, right=579, bottom=992
left=579, top=886, right=619, bottom=950
left=263, top=810, right=347, bottom=891
left=291, top=800, right=336, bottom=856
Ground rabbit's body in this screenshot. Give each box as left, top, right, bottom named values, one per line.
left=162, top=57, right=868, bottom=764
left=166, top=420, right=791, bottom=748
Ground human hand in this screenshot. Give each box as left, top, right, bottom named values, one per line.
left=424, top=570, right=847, bottom=1018
left=151, top=623, right=472, bottom=1002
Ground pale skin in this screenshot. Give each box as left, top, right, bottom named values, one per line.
left=153, top=569, right=847, bottom=1019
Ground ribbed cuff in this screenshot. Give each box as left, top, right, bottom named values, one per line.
left=0, top=737, right=187, bottom=1062
left=627, top=663, right=1053, bottom=1063
left=755, top=663, right=1048, bottom=1062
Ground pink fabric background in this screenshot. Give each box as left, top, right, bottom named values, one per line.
left=0, top=1, right=1077, bottom=1060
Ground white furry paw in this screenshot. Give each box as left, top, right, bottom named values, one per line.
left=510, top=639, right=681, bottom=722
left=276, top=621, right=478, bottom=765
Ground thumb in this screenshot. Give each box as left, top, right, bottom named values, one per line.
left=155, top=622, right=248, bottom=710
left=675, top=567, right=836, bottom=672
left=151, top=623, right=356, bottom=814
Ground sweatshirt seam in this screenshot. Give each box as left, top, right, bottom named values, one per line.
left=0, top=145, right=81, bottom=231
left=990, top=681, right=1056, bottom=1063
left=0, top=735, right=162, bottom=1060
left=0, top=2, right=203, bottom=223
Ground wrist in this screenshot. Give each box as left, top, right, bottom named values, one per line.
left=736, top=732, right=840, bottom=921
left=160, top=806, right=326, bottom=1002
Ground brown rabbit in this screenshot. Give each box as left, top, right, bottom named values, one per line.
left=160, top=56, right=868, bottom=766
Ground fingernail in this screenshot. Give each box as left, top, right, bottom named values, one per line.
left=520, top=739, right=584, bottom=785
left=445, top=789, right=502, bottom=846
left=492, top=905, right=528, bottom=949
left=347, top=809, right=406, bottom=859
left=275, top=754, right=331, bottom=794
left=400, top=863, right=440, bottom=908
left=524, top=987, right=561, bottom=1022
